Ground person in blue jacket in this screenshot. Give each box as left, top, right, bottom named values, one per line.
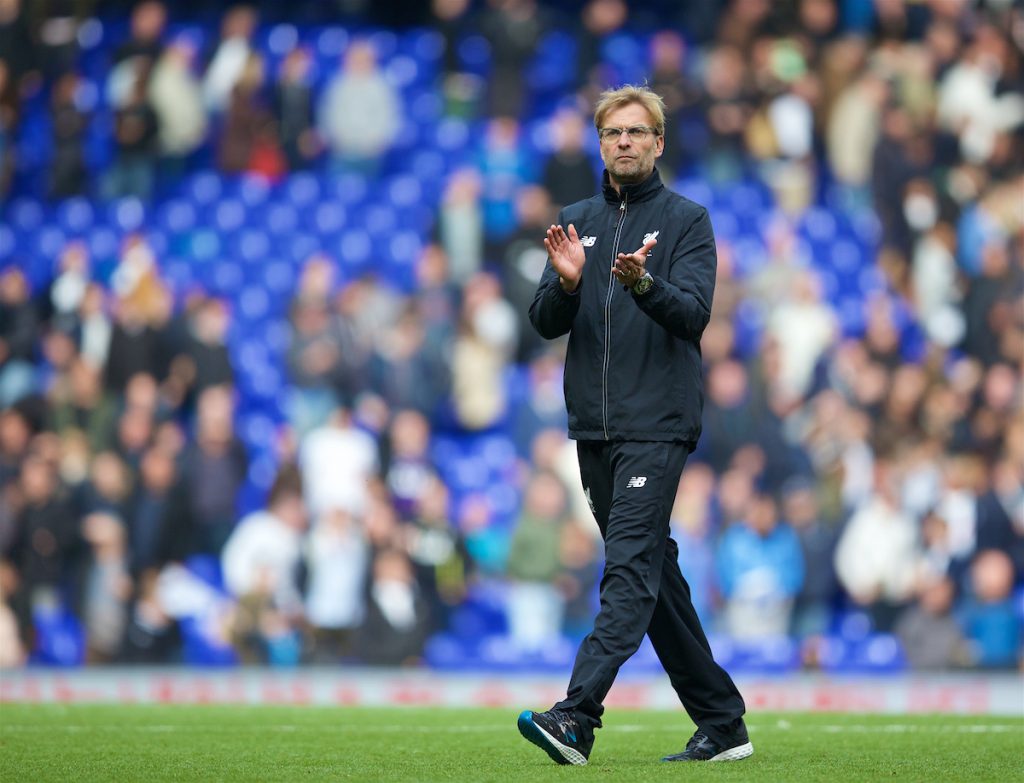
left=516, top=85, right=750, bottom=766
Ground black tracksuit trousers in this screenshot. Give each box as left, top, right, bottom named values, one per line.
left=554, top=440, right=746, bottom=746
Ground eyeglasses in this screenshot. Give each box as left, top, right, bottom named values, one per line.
left=597, top=125, right=658, bottom=142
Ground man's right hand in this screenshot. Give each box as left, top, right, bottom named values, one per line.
left=544, top=223, right=585, bottom=293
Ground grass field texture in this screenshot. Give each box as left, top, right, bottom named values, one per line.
left=2, top=705, right=1022, bottom=782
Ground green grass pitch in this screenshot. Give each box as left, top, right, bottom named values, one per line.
left=2, top=704, right=1021, bottom=782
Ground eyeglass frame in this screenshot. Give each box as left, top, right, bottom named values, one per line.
left=597, top=125, right=661, bottom=143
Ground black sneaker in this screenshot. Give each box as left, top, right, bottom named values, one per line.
left=517, top=708, right=592, bottom=766
left=662, top=721, right=753, bottom=762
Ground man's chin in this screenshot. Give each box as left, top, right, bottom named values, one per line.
left=611, top=165, right=648, bottom=184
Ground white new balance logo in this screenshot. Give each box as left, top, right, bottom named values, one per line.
left=626, top=476, right=647, bottom=488
left=580, top=235, right=597, bottom=247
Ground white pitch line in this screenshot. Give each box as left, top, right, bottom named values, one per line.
left=1, top=723, right=1021, bottom=735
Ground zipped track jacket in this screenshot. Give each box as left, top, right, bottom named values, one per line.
left=529, top=168, right=716, bottom=443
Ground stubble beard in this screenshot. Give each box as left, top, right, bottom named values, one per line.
left=608, top=154, right=653, bottom=185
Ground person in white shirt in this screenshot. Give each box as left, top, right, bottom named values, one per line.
left=299, top=407, right=379, bottom=518
left=221, top=465, right=307, bottom=662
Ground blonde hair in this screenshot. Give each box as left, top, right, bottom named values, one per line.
left=593, top=85, right=666, bottom=136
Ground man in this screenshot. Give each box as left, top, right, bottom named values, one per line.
left=518, top=85, right=751, bottom=765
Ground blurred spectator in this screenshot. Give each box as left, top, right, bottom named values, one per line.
left=557, top=519, right=599, bottom=641
left=368, top=304, right=448, bottom=416
left=47, top=241, right=90, bottom=334
left=48, top=70, right=89, bottom=198
left=701, top=360, right=759, bottom=474
left=894, top=576, right=969, bottom=670
left=0, top=0, right=38, bottom=92
left=305, top=507, right=369, bottom=662
left=222, top=464, right=306, bottom=664
left=104, top=63, right=159, bottom=200
left=700, top=44, right=755, bottom=182
left=202, top=4, right=258, bottom=113
left=451, top=272, right=517, bottom=431
left=430, top=0, right=481, bottom=117
left=176, top=295, right=234, bottom=401
left=542, top=109, right=597, bottom=210
left=716, top=490, right=805, bottom=640
left=498, top=184, right=556, bottom=359
left=648, top=29, right=699, bottom=177
left=0, top=58, right=16, bottom=198
left=512, top=349, right=568, bottom=453
left=113, top=1, right=166, bottom=72
left=670, top=463, right=717, bottom=628
left=79, top=450, right=133, bottom=519
left=218, top=53, right=284, bottom=179
left=286, top=257, right=345, bottom=435
left=438, top=169, right=484, bottom=281
left=506, top=470, right=569, bottom=652
left=405, top=476, right=472, bottom=633
left=476, top=116, right=533, bottom=242
left=175, top=385, right=248, bottom=554
left=763, top=269, right=837, bottom=406
left=78, top=284, right=112, bottom=371
left=575, top=0, right=627, bottom=101
left=959, top=549, right=1021, bottom=669
left=300, top=406, right=378, bottom=519
left=319, top=40, right=401, bottom=175
left=782, top=476, right=837, bottom=638
left=48, top=359, right=116, bottom=453
left=0, top=599, right=26, bottom=667
left=0, top=268, right=39, bottom=406
left=3, top=454, right=79, bottom=644
left=148, top=36, right=208, bottom=171
left=357, top=546, right=431, bottom=666
left=834, top=459, right=920, bottom=631
left=382, top=410, right=434, bottom=520
left=273, top=47, right=319, bottom=170
left=479, top=0, right=546, bottom=117
left=126, top=446, right=177, bottom=576
left=80, top=511, right=132, bottom=663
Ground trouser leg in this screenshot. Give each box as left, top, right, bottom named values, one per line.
left=648, top=536, right=746, bottom=745
left=555, top=440, right=686, bottom=728
left=556, top=440, right=746, bottom=743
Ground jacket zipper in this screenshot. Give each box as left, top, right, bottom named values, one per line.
left=602, top=196, right=628, bottom=440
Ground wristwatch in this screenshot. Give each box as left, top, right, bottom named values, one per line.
left=632, top=272, right=654, bottom=296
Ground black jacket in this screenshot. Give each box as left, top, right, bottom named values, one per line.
left=529, top=169, right=716, bottom=443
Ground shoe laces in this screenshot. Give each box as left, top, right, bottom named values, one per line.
left=685, top=731, right=709, bottom=751
left=549, top=708, right=579, bottom=737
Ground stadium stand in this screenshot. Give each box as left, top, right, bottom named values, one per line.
left=0, top=0, right=1021, bottom=675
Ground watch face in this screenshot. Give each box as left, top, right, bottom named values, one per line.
left=634, top=274, right=653, bottom=295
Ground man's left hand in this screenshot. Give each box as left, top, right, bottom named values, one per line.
left=612, top=236, right=657, bottom=289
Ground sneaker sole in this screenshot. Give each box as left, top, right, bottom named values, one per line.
left=517, top=711, right=588, bottom=766
left=710, top=741, right=754, bottom=761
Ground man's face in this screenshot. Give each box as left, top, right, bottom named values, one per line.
left=598, top=103, right=664, bottom=187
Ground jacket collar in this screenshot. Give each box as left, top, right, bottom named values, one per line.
left=601, top=167, right=664, bottom=205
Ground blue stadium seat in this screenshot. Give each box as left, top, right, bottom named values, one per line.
left=186, top=170, right=224, bottom=206
left=29, top=605, right=86, bottom=667
left=9, top=198, right=45, bottom=232
left=56, top=197, right=96, bottom=234
left=158, top=198, right=199, bottom=234
left=0, top=225, right=15, bottom=262
left=457, top=35, right=491, bottom=76
left=266, top=202, right=300, bottom=236
left=87, top=225, right=120, bottom=262
left=180, top=616, right=238, bottom=667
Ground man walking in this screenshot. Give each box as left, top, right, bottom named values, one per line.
left=517, top=85, right=751, bottom=765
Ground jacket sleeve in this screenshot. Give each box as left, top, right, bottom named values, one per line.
left=633, top=207, right=716, bottom=342
left=528, top=211, right=582, bottom=339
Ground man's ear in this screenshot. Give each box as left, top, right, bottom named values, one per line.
left=655, top=135, right=665, bottom=158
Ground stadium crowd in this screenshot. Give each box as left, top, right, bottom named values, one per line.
left=0, top=0, right=1021, bottom=671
